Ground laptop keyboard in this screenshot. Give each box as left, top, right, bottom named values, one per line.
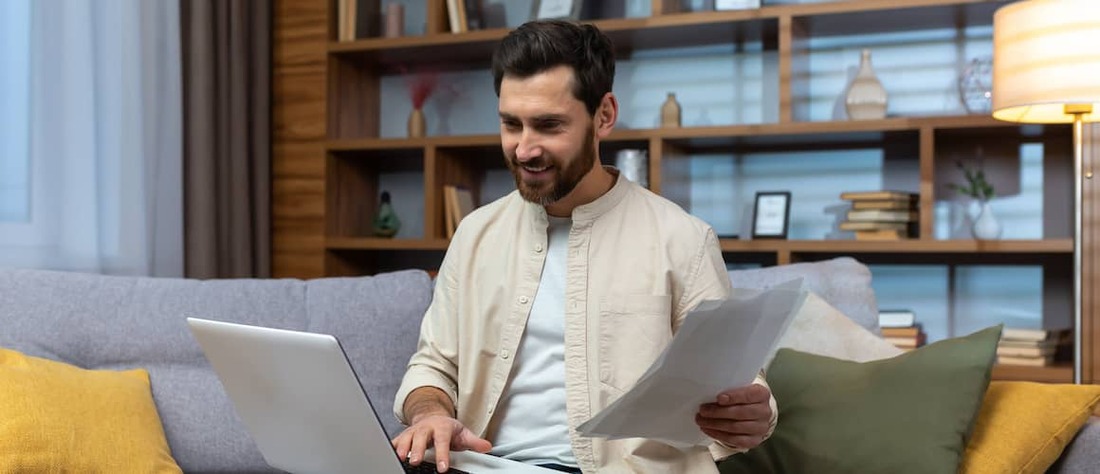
left=401, top=460, right=472, bottom=474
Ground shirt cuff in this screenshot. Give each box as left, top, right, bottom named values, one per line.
left=707, top=373, right=779, bottom=460
left=392, top=365, right=459, bottom=425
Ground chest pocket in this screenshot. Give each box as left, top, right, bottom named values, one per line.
left=597, top=294, right=674, bottom=393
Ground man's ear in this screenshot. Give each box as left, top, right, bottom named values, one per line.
left=595, top=92, right=618, bottom=138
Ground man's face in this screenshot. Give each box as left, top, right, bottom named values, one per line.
left=498, top=65, right=598, bottom=206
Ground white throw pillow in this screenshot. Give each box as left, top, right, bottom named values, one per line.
left=766, top=293, right=902, bottom=369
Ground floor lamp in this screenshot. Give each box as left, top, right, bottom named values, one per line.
left=992, top=0, right=1100, bottom=384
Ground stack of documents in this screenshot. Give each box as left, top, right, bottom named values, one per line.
left=578, top=279, right=808, bottom=447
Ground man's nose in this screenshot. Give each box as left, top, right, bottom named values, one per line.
left=515, top=131, right=542, bottom=162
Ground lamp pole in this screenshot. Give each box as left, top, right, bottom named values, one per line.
left=1069, top=104, right=1092, bottom=384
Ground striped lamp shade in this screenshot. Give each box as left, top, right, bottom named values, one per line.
left=992, top=0, right=1100, bottom=123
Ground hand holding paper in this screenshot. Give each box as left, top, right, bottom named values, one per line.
left=576, top=278, right=807, bottom=447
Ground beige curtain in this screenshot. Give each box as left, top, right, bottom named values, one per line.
left=181, top=0, right=271, bottom=278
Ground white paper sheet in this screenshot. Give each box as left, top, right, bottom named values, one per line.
left=576, top=278, right=808, bottom=447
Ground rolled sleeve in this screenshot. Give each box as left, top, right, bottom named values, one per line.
left=393, top=366, right=459, bottom=425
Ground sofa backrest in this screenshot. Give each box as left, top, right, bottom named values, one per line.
left=729, top=256, right=880, bottom=333
left=0, top=257, right=878, bottom=472
left=0, top=268, right=433, bottom=473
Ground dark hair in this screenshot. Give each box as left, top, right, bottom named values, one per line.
left=491, top=20, right=615, bottom=116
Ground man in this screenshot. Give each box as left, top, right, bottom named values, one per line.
left=391, top=20, right=777, bottom=474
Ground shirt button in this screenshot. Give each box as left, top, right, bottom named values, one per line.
left=535, top=244, right=544, bottom=253
left=487, top=405, right=494, bottom=414
left=519, top=296, right=529, bottom=304
left=500, top=349, right=511, bottom=359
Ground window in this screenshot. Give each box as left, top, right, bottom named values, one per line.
left=0, top=0, right=30, bottom=223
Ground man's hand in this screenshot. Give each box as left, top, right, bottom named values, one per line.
left=694, top=383, right=773, bottom=450
left=391, top=414, right=492, bottom=473
left=392, top=386, right=491, bottom=473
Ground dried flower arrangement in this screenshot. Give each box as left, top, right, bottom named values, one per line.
left=403, top=70, right=439, bottom=110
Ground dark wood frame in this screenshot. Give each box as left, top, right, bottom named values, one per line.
left=752, top=191, right=792, bottom=240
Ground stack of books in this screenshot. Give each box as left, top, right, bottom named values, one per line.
left=997, top=327, right=1072, bottom=367
left=839, top=191, right=919, bottom=240
left=879, top=309, right=926, bottom=352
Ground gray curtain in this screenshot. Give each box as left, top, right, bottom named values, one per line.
left=181, top=0, right=271, bottom=278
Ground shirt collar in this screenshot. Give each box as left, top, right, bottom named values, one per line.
left=524, top=166, right=629, bottom=227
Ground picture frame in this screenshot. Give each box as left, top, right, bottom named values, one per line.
left=751, top=191, right=791, bottom=239
left=531, top=0, right=584, bottom=21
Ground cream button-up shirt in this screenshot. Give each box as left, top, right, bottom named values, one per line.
left=394, top=170, right=777, bottom=473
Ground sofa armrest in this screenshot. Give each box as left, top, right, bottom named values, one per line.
left=1048, top=416, right=1100, bottom=474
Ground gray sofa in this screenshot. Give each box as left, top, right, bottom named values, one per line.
left=0, top=258, right=1095, bottom=473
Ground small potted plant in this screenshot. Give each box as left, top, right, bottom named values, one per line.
left=948, top=160, right=1001, bottom=240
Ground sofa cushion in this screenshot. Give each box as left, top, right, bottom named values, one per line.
left=960, top=381, right=1100, bottom=474
left=1050, top=417, right=1100, bottom=473
left=768, top=292, right=901, bottom=368
left=0, top=268, right=433, bottom=473
left=720, top=325, right=1001, bottom=474
left=0, top=347, right=181, bottom=473
left=729, top=257, right=879, bottom=333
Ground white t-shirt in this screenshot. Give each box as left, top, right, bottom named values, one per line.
left=490, top=216, right=576, bottom=467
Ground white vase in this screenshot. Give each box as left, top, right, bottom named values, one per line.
left=845, top=49, right=888, bottom=120
left=972, top=200, right=1002, bottom=240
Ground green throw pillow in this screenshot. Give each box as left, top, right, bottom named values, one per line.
left=720, top=325, right=1002, bottom=474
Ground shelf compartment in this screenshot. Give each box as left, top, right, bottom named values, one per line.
left=329, top=16, right=777, bottom=72
left=790, top=0, right=1003, bottom=37
left=325, top=147, right=425, bottom=239
left=933, top=123, right=1074, bottom=240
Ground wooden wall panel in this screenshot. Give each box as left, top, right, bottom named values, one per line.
left=273, top=0, right=327, bottom=278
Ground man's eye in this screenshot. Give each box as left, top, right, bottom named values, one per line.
left=538, top=121, right=562, bottom=130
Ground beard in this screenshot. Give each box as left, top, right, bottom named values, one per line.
left=506, top=129, right=597, bottom=206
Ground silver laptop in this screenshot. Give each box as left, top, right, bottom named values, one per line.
left=186, top=317, right=550, bottom=474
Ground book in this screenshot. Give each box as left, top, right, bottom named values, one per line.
left=454, top=187, right=476, bottom=222
left=997, top=338, right=1058, bottom=349
left=337, top=0, right=350, bottom=41
left=839, top=221, right=908, bottom=232
left=881, top=325, right=922, bottom=338
left=846, top=209, right=918, bottom=223
left=443, top=185, right=477, bottom=238
left=996, top=345, right=1056, bottom=358
left=997, top=355, right=1054, bottom=367
left=840, top=190, right=917, bottom=201
left=446, top=0, right=466, bottom=33
left=852, top=200, right=917, bottom=211
left=878, top=310, right=915, bottom=328
left=884, top=333, right=926, bottom=348
left=854, top=229, right=909, bottom=241
left=1002, top=327, right=1070, bottom=342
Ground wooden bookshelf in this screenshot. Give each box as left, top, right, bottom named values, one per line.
left=272, top=0, right=1100, bottom=383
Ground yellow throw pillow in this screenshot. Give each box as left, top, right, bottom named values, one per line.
left=0, top=347, right=182, bottom=473
left=961, top=381, right=1100, bottom=474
